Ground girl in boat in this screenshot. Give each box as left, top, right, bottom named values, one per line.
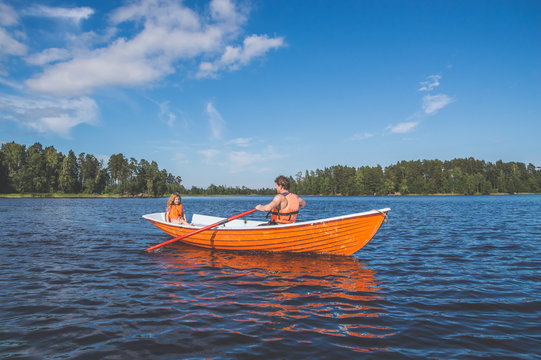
left=166, top=193, right=188, bottom=225
left=256, top=175, right=306, bottom=224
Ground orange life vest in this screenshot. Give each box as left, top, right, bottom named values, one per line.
left=270, top=192, right=300, bottom=224
left=168, top=204, right=184, bottom=221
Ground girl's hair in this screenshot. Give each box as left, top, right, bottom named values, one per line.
left=166, top=192, right=180, bottom=208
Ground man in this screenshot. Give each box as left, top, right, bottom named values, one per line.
left=256, top=175, right=306, bottom=224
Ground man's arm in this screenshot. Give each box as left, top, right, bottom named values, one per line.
left=256, top=195, right=282, bottom=212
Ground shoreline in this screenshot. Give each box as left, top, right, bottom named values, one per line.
left=1, top=193, right=538, bottom=199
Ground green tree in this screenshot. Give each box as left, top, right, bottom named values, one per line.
left=59, top=150, right=79, bottom=193
left=332, top=165, right=356, bottom=195
left=404, top=160, right=424, bottom=194
left=422, top=159, right=443, bottom=194
left=0, top=151, right=8, bottom=193
left=0, top=142, right=26, bottom=192
left=19, top=143, right=47, bottom=193
left=44, top=146, right=63, bottom=192
left=363, top=165, right=384, bottom=195
left=78, top=153, right=101, bottom=193
left=108, top=153, right=128, bottom=188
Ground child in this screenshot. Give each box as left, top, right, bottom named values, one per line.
left=165, top=193, right=188, bottom=224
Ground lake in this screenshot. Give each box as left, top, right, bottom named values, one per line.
left=1, top=195, right=540, bottom=359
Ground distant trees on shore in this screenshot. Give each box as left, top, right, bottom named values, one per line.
left=288, top=159, right=541, bottom=195
left=1, top=141, right=540, bottom=196
left=0, top=142, right=183, bottom=196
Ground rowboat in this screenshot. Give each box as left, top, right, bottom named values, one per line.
left=143, top=208, right=390, bottom=256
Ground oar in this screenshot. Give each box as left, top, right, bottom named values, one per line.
left=146, top=208, right=258, bottom=252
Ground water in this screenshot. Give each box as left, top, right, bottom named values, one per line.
left=1, top=195, right=540, bottom=359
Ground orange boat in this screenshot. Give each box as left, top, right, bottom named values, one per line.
left=143, top=208, right=390, bottom=256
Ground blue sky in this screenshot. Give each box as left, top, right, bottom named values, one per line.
left=1, top=0, right=540, bottom=188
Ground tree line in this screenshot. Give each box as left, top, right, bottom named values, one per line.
left=0, top=141, right=274, bottom=196
left=1, top=142, right=540, bottom=196
left=288, top=159, right=541, bottom=195
left=0, top=142, right=185, bottom=196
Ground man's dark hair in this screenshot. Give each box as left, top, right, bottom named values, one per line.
left=275, top=175, right=290, bottom=190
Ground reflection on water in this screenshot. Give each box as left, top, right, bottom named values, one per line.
left=2, top=196, right=539, bottom=358
left=153, top=245, right=394, bottom=353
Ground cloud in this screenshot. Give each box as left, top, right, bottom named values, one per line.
left=26, top=46, right=168, bottom=96
left=1, top=0, right=284, bottom=137
left=206, top=102, right=225, bottom=139
left=228, top=137, right=253, bottom=147
left=227, top=148, right=283, bottom=172
left=22, top=0, right=281, bottom=97
left=419, top=74, right=441, bottom=92
left=349, top=132, right=373, bottom=141
left=387, top=121, right=420, bottom=134
left=0, top=76, right=23, bottom=90
left=228, top=151, right=263, bottom=172
left=197, top=34, right=285, bottom=78
left=198, top=143, right=283, bottom=173
left=0, top=2, right=26, bottom=61
left=200, top=148, right=221, bottom=162
left=0, top=28, right=27, bottom=58
left=210, top=0, right=245, bottom=23
left=23, top=5, right=94, bottom=23
left=0, top=2, right=19, bottom=27
left=422, top=94, right=454, bottom=114
left=0, top=95, right=99, bottom=137
left=388, top=75, right=455, bottom=135
left=158, top=101, right=176, bottom=128
left=25, top=48, right=71, bottom=65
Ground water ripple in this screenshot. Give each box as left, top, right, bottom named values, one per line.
left=1, top=196, right=540, bottom=359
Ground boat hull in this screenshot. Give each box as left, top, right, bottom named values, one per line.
left=143, top=209, right=390, bottom=256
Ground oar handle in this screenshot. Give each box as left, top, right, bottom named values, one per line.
left=146, top=208, right=258, bottom=252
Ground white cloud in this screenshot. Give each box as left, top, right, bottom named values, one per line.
left=387, top=121, right=420, bottom=133
left=197, top=34, right=285, bottom=78
left=197, top=143, right=283, bottom=173
left=109, top=0, right=201, bottom=29
left=25, top=48, right=71, bottom=65
left=0, top=28, right=26, bottom=57
left=206, top=102, right=225, bottom=139
left=1, top=0, right=284, bottom=137
left=24, top=5, right=94, bottom=23
left=23, top=0, right=280, bottom=97
left=0, top=2, right=27, bottom=62
left=210, top=0, right=243, bottom=22
left=227, top=148, right=283, bottom=172
left=388, top=75, right=455, bottom=135
left=350, top=132, right=373, bottom=141
left=0, top=76, right=23, bottom=90
left=0, top=2, right=19, bottom=27
left=419, top=74, right=441, bottom=92
left=158, top=101, right=176, bottom=127
left=26, top=45, right=168, bottom=96
left=422, top=94, right=454, bottom=114
left=0, top=95, right=99, bottom=137
left=228, top=151, right=262, bottom=172
left=227, top=137, right=252, bottom=147
left=200, top=148, right=221, bottom=161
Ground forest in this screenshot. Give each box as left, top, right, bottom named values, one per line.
left=1, top=141, right=540, bottom=196
left=288, top=159, right=541, bottom=196
left=0, top=142, right=273, bottom=196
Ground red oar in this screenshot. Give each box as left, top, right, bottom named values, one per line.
left=146, top=208, right=258, bottom=252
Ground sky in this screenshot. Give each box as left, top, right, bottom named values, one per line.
left=0, top=0, right=540, bottom=188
